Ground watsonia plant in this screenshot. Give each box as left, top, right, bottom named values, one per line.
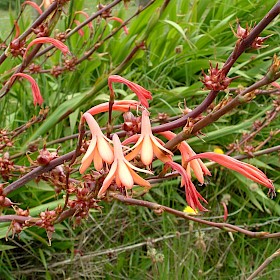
left=0, top=1, right=279, bottom=272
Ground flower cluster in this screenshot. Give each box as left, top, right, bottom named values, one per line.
left=233, top=22, right=272, bottom=49
left=201, top=62, right=237, bottom=91
left=68, top=187, right=101, bottom=225
left=78, top=76, right=275, bottom=212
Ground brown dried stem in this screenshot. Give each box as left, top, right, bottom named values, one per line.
left=164, top=73, right=280, bottom=150
left=151, top=1, right=280, bottom=134
left=112, top=194, right=280, bottom=239
left=247, top=247, right=280, bottom=280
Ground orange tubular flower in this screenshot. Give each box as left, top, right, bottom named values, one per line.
left=24, top=37, right=70, bottom=59
left=186, top=152, right=275, bottom=191
left=86, top=100, right=140, bottom=116
left=22, top=1, right=43, bottom=14
left=75, top=11, right=93, bottom=31
left=12, top=73, right=43, bottom=106
left=165, top=161, right=207, bottom=211
left=74, top=20, right=85, bottom=37
left=79, top=113, right=114, bottom=173
left=108, top=17, right=129, bottom=35
left=160, top=131, right=211, bottom=184
left=98, top=134, right=152, bottom=198
left=125, top=110, right=173, bottom=166
left=108, top=75, right=152, bottom=108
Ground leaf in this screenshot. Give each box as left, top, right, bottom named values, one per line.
left=69, top=108, right=80, bottom=134
left=0, top=245, right=16, bottom=251
left=39, top=248, right=48, bottom=269
left=163, top=20, right=187, bottom=41
left=0, top=226, right=9, bottom=240
left=23, top=94, right=84, bottom=147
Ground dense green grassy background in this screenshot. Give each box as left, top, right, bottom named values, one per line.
left=0, top=0, right=279, bottom=279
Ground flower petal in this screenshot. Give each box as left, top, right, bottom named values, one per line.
left=151, top=135, right=173, bottom=156
left=198, top=159, right=211, bottom=176
left=188, top=153, right=274, bottom=189
left=122, top=134, right=140, bottom=146
left=79, top=137, right=97, bottom=174
left=97, top=136, right=114, bottom=164
left=189, top=160, right=204, bottom=184
left=117, top=160, right=134, bottom=189
left=98, top=160, right=118, bottom=197
left=108, top=17, right=129, bottom=35
left=93, top=148, right=104, bottom=171
left=86, top=100, right=139, bottom=116
left=22, top=1, right=43, bottom=14
left=81, top=136, right=97, bottom=163
left=108, top=75, right=152, bottom=108
left=141, top=135, right=154, bottom=165
left=129, top=167, right=151, bottom=188
left=125, top=136, right=143, bottom=161
left=125, top=158, right=153, bottom=175
left=152, top=141, right=172, bottom=163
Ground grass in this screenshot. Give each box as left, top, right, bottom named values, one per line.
left=0, top=0, right=279, bottom=279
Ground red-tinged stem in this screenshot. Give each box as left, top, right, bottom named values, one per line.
left=227, top=107, right=279, bottom=155
left=34, top=0, right=123, bottom=58
left=152, top=90, right=218, bottom=133
left=234, top=145, right=280, bottom=161
left=0, top=215, right=38, bottom=223
left=223, top=1, right=280, bottom=75
left=35, top=0, right=155, bottom=65
left=55, top=208, right=76, bottom=223
left=255, top=129, right=280, bottom=151
left=112, top=194, right=280, bottom=239
left=151, top=1, right=280, bottom=134
left=0, top=1, right=59, bottom=65
left=3, top=150, right=77, bottom=196
left=163, top=72, right=280, bottom=150
left=3, top=141, right=279, bottom=198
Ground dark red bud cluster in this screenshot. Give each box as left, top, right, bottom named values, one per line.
left=0, top=152, right=14, bottom=180
left=97, top=4, right=112, bottom=19
left=50, top=65, right=63, bottom=77
left=64, top=57, right=78, bottom=71
left=68, top=187, right=100, bottom=225
left=251, top=35, right=272, bottom=49
left=36, top=146, right=58, bottom=166
left=0, top=129, right=13, bottom=148
left=234, top=23, right=272, bottom=49
left=253, top=120, right=262, bottom=130
left=55, top=32, right=68, bottom=42
left=243, top=145, right=255, bottom=157
left=36, top=209, right=58, bottom=234
left=15, top=207, right=30, bottom=217
left=32, top=24, right=49, bottom=38
left=227, top=143, right=239, bottom=152
left=28, top=63, right=41, bottom=74
left=9, top=39, right=26, bottom=57
left=202, top=63, right=236, bottom=91
left=0, top=196, right=13, bottom=207
left=10, top=207, right=30, bottom=237
left=122, top=111, right=141, bottom=136
left=157, top=113, right=168, bottom=123
left=38, top=165, right=68, bottom=194
left=0, top=184, right=13, bottom=208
